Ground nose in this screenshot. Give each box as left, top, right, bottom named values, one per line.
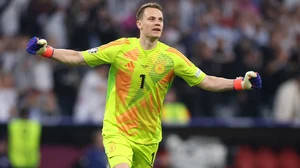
left=155, top=22, right=161, bottom=26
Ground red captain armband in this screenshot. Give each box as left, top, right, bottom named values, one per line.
left=234, top=77, right=243, bottom=91
left=41, top=46, right=54, bottom=58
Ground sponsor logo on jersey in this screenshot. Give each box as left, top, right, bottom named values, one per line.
left=141, top=65, right=149, bottom=68
left=88, top=47, right=98, bottom=53
left=125, top=61, right=135, bottom=70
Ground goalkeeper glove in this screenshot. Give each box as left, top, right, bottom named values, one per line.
left=26, top=37, right=54, bottom=58
left=234, top=71, right=262, bottom=91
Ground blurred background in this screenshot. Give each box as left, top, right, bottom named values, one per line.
left=1, top=0, right=300, bottom=167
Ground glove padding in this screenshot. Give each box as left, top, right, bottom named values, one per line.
left=26, top=37, right=53, bottom=58
left=234, top=71, right=262, bottom=90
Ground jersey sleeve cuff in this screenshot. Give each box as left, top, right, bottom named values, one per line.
left=82, top=51, right=95, bottom=67
left=190, top=71, right=207, bottom=87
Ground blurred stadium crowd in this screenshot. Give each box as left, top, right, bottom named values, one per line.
left=2, top=0, right=300, bottom=168
left=1, top=0, right=300, bottom=124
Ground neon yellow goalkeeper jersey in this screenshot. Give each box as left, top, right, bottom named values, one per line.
left=82, top=38, right=206, bottom=144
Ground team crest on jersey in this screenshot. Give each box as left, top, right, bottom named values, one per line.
left=108, top=142, right=116, bottom=153
left=154, top=60, right=166, bottom=75
left=88, top=47, right=98, bottom=53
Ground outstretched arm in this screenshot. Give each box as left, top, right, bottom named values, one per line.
left=198, top=71, right=262, bottom=92
left=26, top=37, right=87, bottom=66
left=198, top=75, right=234, bottom=92
left=51, top=49, right=86, bottom=66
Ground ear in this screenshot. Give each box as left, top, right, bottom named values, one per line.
left=136, top=20, right=142, bottom=29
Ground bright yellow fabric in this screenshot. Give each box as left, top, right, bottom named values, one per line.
left=83, top=38, right=206, bottom=144
left=8, top=119, right=41, bottom=167
left=103, top=134, right=159, bottom=168
left=162, top=102, right=191, bottom=125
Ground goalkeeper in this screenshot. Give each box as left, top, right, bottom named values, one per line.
left=26, top=2, right=262, bottom=168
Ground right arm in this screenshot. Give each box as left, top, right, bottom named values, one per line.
left=26, top=37, right=87, bottom=66
left=26, top=37, right=128, bottom=67
left=51, top=49, right=87, bottom=66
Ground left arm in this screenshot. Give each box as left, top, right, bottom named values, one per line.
left=168, top=47, right=262, bottom=91
left=198, top=71, right=262, bottom=92
left=198, top=75, right=234, bottom=92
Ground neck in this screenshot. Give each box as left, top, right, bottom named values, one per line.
left=139, top=35, right=158, bottom=50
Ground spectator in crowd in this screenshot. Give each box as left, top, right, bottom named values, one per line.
left=153, top=148, right=170, bottom=168
left=0, top=136, right=10, bottom=168
left=0, top=0, right=28, bottom=37
left=181, top=41, right=223, bottom=116
left=19, top=88, right=61, bottom=123
left=93, top=6, right=120, bottom=45
left=53, top=64, right=81, bottom=116
left=66, top=0, right=96, bottom=50
left=79, top=129, right=108, bottom=168
left=40, top=91, right=61, bottom=124
left=234, top=43, right=263, bottom=117
left=273, top=69, right=300, bottom=123
left=0, top=72, right=17, bottom=123
left=31, top=57, right=54, bottom=94
left=74, top=65, right=108, bottom=124
left=8, top=106, right=42, bottom=168
left=162, top=87, right=191, bottom=126
left=20, top=89, right=42, bottom=121
left=12, top=36, right=36, bottom=95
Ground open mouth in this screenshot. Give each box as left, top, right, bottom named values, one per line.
left=152, top=28, right=161, bottom=32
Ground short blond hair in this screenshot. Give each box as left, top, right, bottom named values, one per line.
left=136, top=2, right=163, bottom=20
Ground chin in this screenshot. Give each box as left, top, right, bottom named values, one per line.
left=150, top=34, right=161, bottom=39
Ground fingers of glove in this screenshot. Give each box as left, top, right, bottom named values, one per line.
left=37, top=39, right=47, bottom=46
left=26, top=37, right=37, bottom=54
left=245, top=71, right=257, bottom=78
left=251, top=80, right=262, bottom=89
left=28, top=37, right=38, bottom=45
left=29, top=44, right=40, bottom=50
left=249, top=73, right=262, bottom=89
left=249, top=73, right=261, bottom=83
left=26, top=48, right=36, bottom=55
left=27, top=37, right=42, bottom=51
left=249, top=77, right=261, bottom=85
left=26, top=44, right=40, bottom=54
left=252, top=85, right=262, bottom=89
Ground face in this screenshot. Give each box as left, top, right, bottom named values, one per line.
left=137, top=7, right=164, bottom=39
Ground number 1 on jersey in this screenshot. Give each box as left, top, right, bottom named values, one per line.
left=140, top=74, right=146, bottom=89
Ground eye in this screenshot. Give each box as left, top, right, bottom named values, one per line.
left=148, top=17, right=155, bottom=21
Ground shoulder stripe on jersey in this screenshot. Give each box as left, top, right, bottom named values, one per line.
left=99, top=39, right=130, bottom=51
left=123, top=48, right=139, bottom=61
left=167, top=47, right=192, bottom=66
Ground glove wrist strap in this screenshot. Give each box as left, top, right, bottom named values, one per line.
left=41, top=46, right=54, bottom=58
left=234, top=78, right=244, bottom=91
